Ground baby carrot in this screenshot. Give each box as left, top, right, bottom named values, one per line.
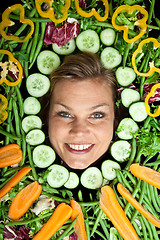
left=0, top=166, right=32, bottom=198
left=8, top=181, right=42, bottom=220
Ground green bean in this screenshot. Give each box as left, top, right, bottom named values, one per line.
left=0, top=127, right=21, bottom=140
left=113, top=185, right=125, bottom=208
left=29, top=12, right=40, bottom=63
left=148, top=184, right=160, bottom=213
left=123, top=43, right=131, bottom=68
left=118, top=170, right=133, bottom=192
left=3, top=167, right=21, bottom=177
left=85, top=218, right=90, bottom=240
left=24, top=39, right=33, bottom=78
left=12, top=99, right=21, bottom=146
left=125, top=136, right=137, bottom=170
left=0, top=172, right=17, bottom=188
left=29, top=22, right=46, bottom=69
left=147, top=0, right=155, bottom=35
left=123, top=170, right=137, bottom=186
left=42, top=186, right=59, bottom=194
left=99, top=218, right=110, bottom=239
left=149, top=221, right=159, bottom=240
left=79, top=201, right=99, bottom=207
left=42, top=191, right=70, bottom=204
left=15, top=85, right=24, bottom=118
left=27, top=143, right=38, bottom=181
left=95, top=230, right=107, bottom=240
left=146, top=182, right=152, bottom=203
left=91, top=209, right=102, bottom=236
left=56, top=218, right=77, bottom=240
left=155, top=18, right=160, bottom=28
left=6, top=212, right=53, bottom=226
left=153, top=186, right=160, bottom=208
left=141, top=215, right=153, bottom=240
left=78, top=189, right=83, bottom=201
left=140, top=216, right=148, bottom=240
left=5, top=97, right=13, bottom=145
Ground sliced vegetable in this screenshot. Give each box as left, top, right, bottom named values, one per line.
left=116, top=118, right=139, bottom=140
left=0, top=94, right=8, bottom=124
left=110, top=140, right=131, bottom=162
left=100, top=28, right=116, bottom=46
left=33, top=145, right=56, bottom=168
left=101, top=160, right=121, bottom=180
left=64, top=172, right=79, bottom=189
left=144, top=82, right=160, bottom=117
left=8, top=181, right=42, bottom=220
left=47, top=164, right=69, bottom=188
left=80, top=167, right=103, bottom=189
left=100, top=47, right=122, bottom=69
left=132, top=38, right=160, bottom=77
left=52, top=39, right=76, bottom=55
left=121, top=88, right=140, bottom=108
left=76, top=30, right=100, bottom=53
left=112, top=5, right=148, bottom=43
left=23, top=97, right=41, bottom=115
left=130, top=163, right=160, bottom=189
left=26, top=129, right=45, bottom=146
left=129, top=102, right=148, bottom=122
left=37, top=50, right=60, bottom=75
left=22, top=115, right=42, bottom=133
left=35, top=0, right=71, bottom=23
left=116, top=66, right=136, bottom=87
left=100, top=185, right=139, bottom=240
left=0, top=4, right=34, bottom=42
left=26, top=73, right=50, bottom=97
left=0, top=144, right=22, bottom=168
left=32, top=203, right=72, bottom=240
left=0, top=167, right=32, bottom=198
left=117, top=183, right=160, bottom=228
left=70, top=199, right=87, bottom=240
left=0, top=50, right=23, bottom=86
left=75, top=0, right=109, bottom=21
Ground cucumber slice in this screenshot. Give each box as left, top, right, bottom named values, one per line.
left=47, top=164, right=69, bottom=188
left=129, top=102, right=148, bottom=122
left=80, top=167, right=103, bottom=189
left=116, top=66, right=136, bottom=86
left=121, top=88, right=140, bottom=108
left=26, top=73, right=50, bottom=97
left=52, top=39, right=76, bottom=55
left=37, top=50, right=61, bottom=75
left=26, top=129, right=45, bottom=146
left=23, top=97, right=41, bottom=115
left=64, top=172, right=79, bottom=189
left=111, top=140, right=131, bottom=162
left=100, top=47, right=122, bottom=69
left=100, top=28, right=116, bottom=46
left=22, top=115, right=42, bottom=133
left=76, top=29, right=100, bottom=53
left=33, top=145, right=56, bottom=168
left=116, top=117, right=139, bottom=140
left=101, top=160, right=121, bottom=180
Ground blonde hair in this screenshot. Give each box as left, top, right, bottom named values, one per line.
left=40, top=52, right=119, bottom=125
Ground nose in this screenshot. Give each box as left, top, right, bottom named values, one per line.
left=69, top=118, right=90, bottom=137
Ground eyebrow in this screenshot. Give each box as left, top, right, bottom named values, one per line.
left=54, top=102, right=110, bottom=110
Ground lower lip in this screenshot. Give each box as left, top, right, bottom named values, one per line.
left=65, top=143, right=94, bottom=154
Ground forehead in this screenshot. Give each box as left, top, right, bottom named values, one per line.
left=50, top=79, right=114, bottom=107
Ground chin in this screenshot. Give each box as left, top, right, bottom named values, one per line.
left=64, top=159, right=95, bottom=170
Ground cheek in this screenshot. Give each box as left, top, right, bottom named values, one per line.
left=48, top=118, right=68, bottom=143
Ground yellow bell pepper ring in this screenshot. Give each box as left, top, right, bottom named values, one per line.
left=0, top=49, right=23, bottom=87
left=132, top=38, right=160, bottom=77
left=0, top=94, right=8, bottom=124
left=74, top=0, right=109, bottom=22
left=145, top=83, right=160, bottom=118
left=0, top=4, right=34, bottom=42
left=112, top=5, right=148, bottom=43
left=35, top=0, right=71, bottom=23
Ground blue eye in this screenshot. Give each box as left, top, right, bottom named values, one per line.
left=91, top=112, right=105, bottom=119
left=57, top=111, right=72, bottom=118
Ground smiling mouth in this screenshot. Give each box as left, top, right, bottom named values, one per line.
left=65, top=143, right=94, bottom=154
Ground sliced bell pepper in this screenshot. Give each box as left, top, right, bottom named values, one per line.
left=35, top=0, right=71, bottom=23
left=0, top=49, right=23, bottom=86
left=112, top=5, right=148, bottom=43
left=132, top=38, right=160, bottom=77
left=74, top=0, right=109, bottom=22
left=0, top=94, right=8, bottom=124
left=144, top=83, right=160, bottom=117
left=0, top=4, right=34, bottom=42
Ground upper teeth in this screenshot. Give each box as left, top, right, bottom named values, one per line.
left=68, top=144, right=92, bottom=150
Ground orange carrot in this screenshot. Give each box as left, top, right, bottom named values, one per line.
left=117, top=183, right=160, bottom=228
left=70, top=199, right=87, bottom=240
left=0, top=144, right=23, bottom=168
left=0, top=166, right=32, bottom=198
left=99, top=185, right=139, bottom=240
left=130, top=163, right=160, bottom=189
left=32, top=203, right=72, bottom=240
left=8, top=181, right=42, bottom=220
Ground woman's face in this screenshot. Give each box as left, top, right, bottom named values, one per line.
left=48, top=79, right=115, bottom=169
